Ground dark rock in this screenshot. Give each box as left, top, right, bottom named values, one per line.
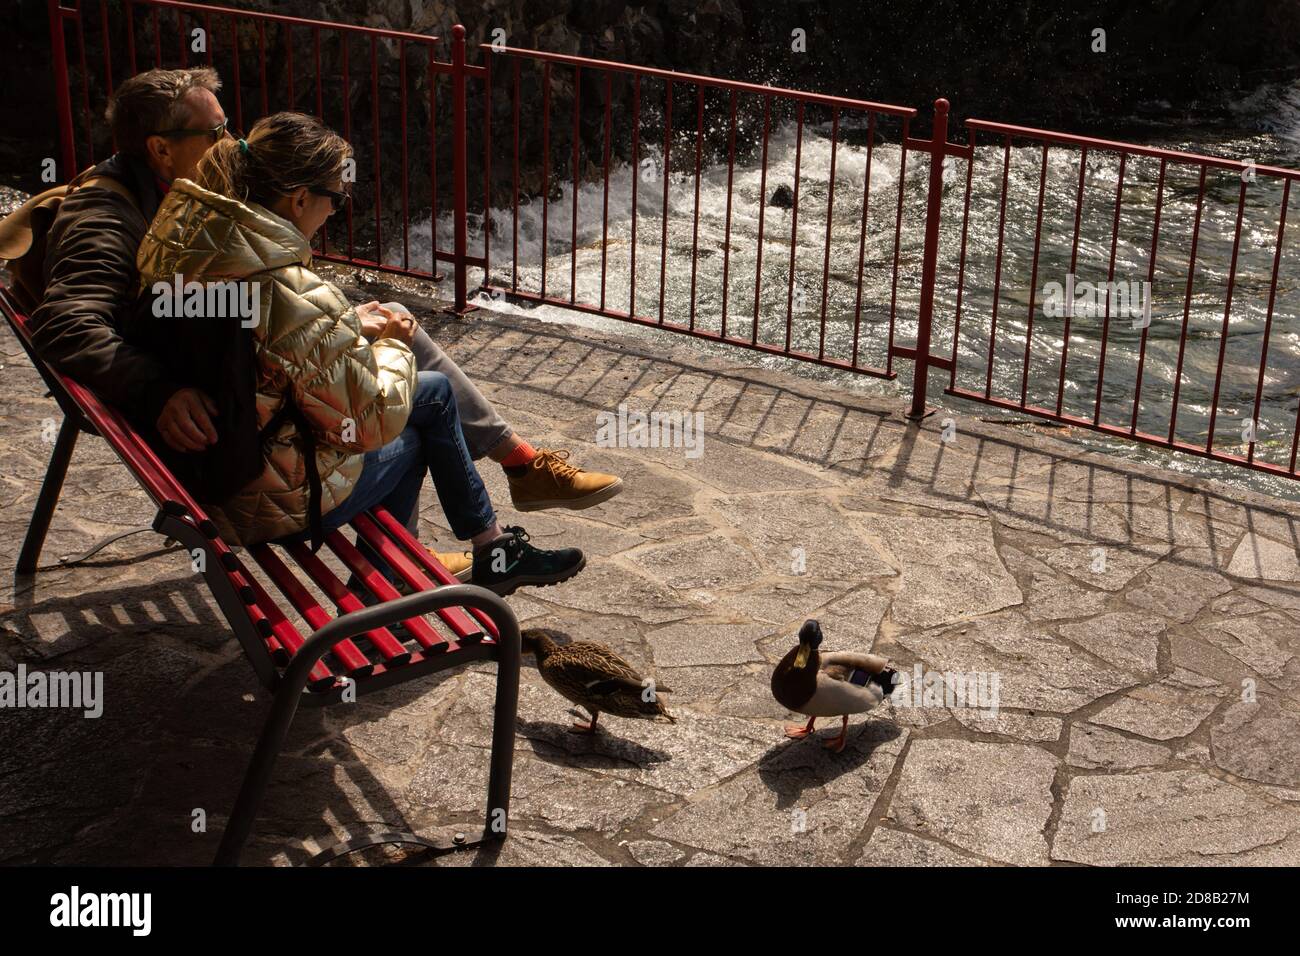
left=769, top=183, right=794, bottom=208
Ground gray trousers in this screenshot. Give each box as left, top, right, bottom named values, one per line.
left=409, top=326, right=514, bottom=461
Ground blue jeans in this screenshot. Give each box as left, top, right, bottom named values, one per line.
left=311, top=370, right=497, bottom=551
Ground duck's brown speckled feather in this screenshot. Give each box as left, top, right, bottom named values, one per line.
left=525, top=629, right=675, bottom=722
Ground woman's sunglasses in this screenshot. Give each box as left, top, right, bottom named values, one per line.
left=309, top=186, right=351, bottom=212
left=154, top=118, right=233, bottom=145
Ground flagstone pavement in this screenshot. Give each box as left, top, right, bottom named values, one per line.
left=2, top=268, right=1299, bottom=866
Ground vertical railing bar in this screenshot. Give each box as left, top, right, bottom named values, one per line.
left=720, top=88, right=738, bottom=341
left=1055, top=145, right=1089, bottom=417
left=907, top=98, right=951, bottom=417
left=400, top=39, right=409, bottom=271
left=313, top=25, right=325, bottom=256
left=600, top=71, right=612, bottom=312
left=688, top=85, right=704, bottom=331
left=230, top=16, right=243, bottom=139
left=570, top=64, right=581, bottom=304
left=1253, top=178, right=1289, bottom=465
left=258, top=21, right=268, bottom=115
left=511, top=57, right=520, bottom=293
left=886, top=116, right=909, bottom=376
left=818, top=107, right=840, bottom=361
left=312, top=26, right=321, bottom=117
left=784, top=101, right=804, bottom=354
left=1205, top=178, right=1249, bottom=454
left=427, top=45, right=438, bottom=275
left=540, top=60, right=550, bottom=299
left=1167, top=164, right=1207, bottom=444
left=947, top=127, right=976, bottom=388
left=340, top=31, right=353, bottom=259
left=983, top=136, right=1012, bottom=400
left=47, top=0, right=77, bottom=181
left=1092, top=151, right=1128, bottom=425
left=126, top=1, right=137, bottom=75
left=752, top=94, right=771, bottom=346
left=1130, top=157, right=1166, bottom=435
left=370, top=35, right=382, bottom=266
left=629, top=74, right=640, bottom=317
left=658, top=79, right=673, bottom=325
left=177, top=7, right=187, bottom=67
left=482, top=49, right=493, bottom=286
left=1019, top=142, right=1049, bottom=407
left=450, top=24, right=469, bottom=310
left=101, top=1, right=116, bottom=110
left=152, top=5, right=160, bottom=67
left=285, top=22, right=294, bottom=108
left=74, top=10, right=93, bottom=166
left=851, top=111, right=876, bottom=369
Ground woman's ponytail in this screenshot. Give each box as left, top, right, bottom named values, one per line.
left=192, top=112, right=350, bottom=207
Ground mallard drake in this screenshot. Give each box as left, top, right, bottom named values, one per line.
left=521, top=627, right=675, bottom=733
left=770, top=619, right=897, bottom=753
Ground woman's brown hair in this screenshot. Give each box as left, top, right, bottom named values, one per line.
left=193, top=111, right=351, bottom=207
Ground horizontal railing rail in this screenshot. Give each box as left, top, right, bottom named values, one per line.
left=39, top=0, right=1300, bottom=484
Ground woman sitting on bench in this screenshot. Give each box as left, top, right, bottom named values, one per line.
left=134, top=111, right=585, bottom=596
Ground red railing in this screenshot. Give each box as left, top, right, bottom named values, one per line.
left=946, top=120, right=1300, bottom=479
left=39, top=0, right=1300, bottom=482
left=477, top=45, right=919, bottom=379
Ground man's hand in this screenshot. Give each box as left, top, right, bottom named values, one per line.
left=156, top=387, right=219, bottom=453
left=356, top=300, right=416, bottom=345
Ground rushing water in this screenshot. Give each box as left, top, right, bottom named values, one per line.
left=401, top=80, right=1300, bottom=500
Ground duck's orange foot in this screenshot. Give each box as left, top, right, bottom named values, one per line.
left=570, top=719, right=598, bottom=734
left=785, top=716, right=816, bottom=739
left=823, top=735, right=848, bottom=753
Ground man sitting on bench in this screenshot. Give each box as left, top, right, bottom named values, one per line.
left=27, top=67, right=622, bottom=579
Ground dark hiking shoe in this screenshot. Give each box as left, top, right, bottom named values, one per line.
left=472, top=526, right=585, bottom=596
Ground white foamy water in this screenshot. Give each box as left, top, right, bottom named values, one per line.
left=395, top=85, right=1300, bottom=500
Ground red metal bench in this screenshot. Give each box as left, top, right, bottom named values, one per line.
left=1, top=284, right=520, bottom=866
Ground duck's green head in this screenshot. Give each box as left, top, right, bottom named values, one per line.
left=793, top=619, right=823, bottom=669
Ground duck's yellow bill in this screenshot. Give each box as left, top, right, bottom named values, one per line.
left=794, top=645, right=810, bottom=669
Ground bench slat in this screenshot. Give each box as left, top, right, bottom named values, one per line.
left=284, top=538, right=413, bottom=666
left=324, top=530, right=450, bottom=653
left=249, top=544, right=375, bottom=678
left=352, top=513, right=486, bottom=644
left=368, top=508, right=500, bottom=641
left=241, top=571, right=337, bottom=690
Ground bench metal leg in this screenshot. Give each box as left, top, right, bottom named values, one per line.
left=213, top=585, right=520, bottom=866
left=17, top=416, right=79, bottom=575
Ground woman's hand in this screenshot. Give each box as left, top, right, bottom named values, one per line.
left=356, top=300, right=416, bottom=344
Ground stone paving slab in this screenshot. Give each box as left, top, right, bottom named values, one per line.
left=2, top=271, right=1300, bottom=866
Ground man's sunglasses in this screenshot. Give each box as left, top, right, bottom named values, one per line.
left=309, top=185, right=351, bottom=212
left=153, top=119, right=232, bottom=144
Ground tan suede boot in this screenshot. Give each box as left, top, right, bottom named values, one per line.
left=506, top=448, right=623, bottom=512
left=432, top=550, right=473, bottom=582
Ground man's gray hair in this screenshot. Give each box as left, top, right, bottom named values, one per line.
left=106, top=67, right=222, bottom=156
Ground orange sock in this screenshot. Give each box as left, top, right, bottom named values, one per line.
left=499, top=440, right=538, bottom=469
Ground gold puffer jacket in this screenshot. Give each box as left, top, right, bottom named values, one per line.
left=136, top=178, right=416, bottom=545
